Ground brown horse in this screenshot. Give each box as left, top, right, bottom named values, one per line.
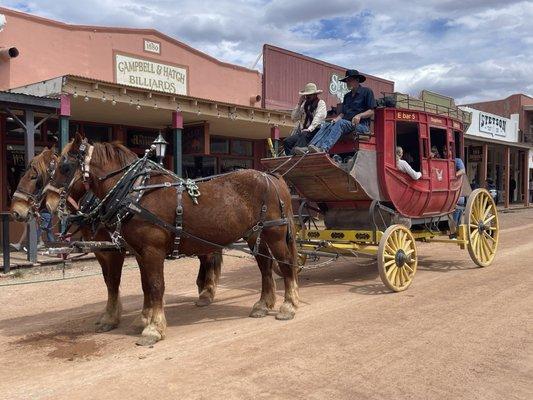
left=11, top=147, right=222, bottom=333
left=46, top=134, right=299, bottom=346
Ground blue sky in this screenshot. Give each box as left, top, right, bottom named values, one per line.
left=1, top=0, right=532, bottom=103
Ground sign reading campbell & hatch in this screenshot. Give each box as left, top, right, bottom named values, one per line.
left=115, top=54, right=187, bottom=95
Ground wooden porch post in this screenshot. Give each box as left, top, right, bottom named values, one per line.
left=504, top=146, right=510, bottom=209
left=480, top=143, right=488, bottom=187
left=523, top=151, right=530, bottom=207
left=59, top=95, right=71, bottom=150
left=172, top=111, right=183, bottom=177
left=0, top=115, right=5, bottom=212
left=24, top=110, right=38, bottom=263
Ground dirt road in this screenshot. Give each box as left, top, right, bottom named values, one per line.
left=0, top=209, right=532, bottom=400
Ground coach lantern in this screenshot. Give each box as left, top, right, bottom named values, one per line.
left=153, top=132, right=168, bottom=165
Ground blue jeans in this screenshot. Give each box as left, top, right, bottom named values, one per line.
left=309, top=119, right=369, bottom=151
left=453, top=197, right=466, bottom=225
left=38, top=211, right=55, bottom=243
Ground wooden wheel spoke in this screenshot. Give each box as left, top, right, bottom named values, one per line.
left=379, top=225, right=417, bottom=291
left=396, top=268, right=404, bottom=287
left=482, top=231, right=496, bottom=243
left=386, top=265, right=397, bottom=279
left=484, top=214, right=496, bottom=224
left=479, top=236, right=489, bottom=262
left=389, top=266, right=398, bottom=284
left=399, top=231, right=407, bottom=250
left=466, top=189, right=499, bottom=267
left=481, top=234, right=493, bottom=255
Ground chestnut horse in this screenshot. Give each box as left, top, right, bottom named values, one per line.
left=11, top=147, right=222, bottom=333
left=46, top=134, right=299, bottom=346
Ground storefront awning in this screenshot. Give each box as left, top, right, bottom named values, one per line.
left=464, top=134, right=533, bottom=150
left=9, top=75, right=293, bottom=139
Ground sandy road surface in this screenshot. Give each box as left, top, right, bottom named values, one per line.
left=0, top=209, right=532, bottom=400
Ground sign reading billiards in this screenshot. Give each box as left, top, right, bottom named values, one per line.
left=115, top=53, right=187, bottom=95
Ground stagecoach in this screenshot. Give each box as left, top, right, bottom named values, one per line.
left=262, top=96, right=499, bottom=291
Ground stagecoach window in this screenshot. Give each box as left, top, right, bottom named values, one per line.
left=395, top=121, right=421, bottom=172
left=429, top=127, right=448, bottom=158
left=454, top=130, right=462, bottom=159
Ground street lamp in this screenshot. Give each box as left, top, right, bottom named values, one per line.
left=152, top=131, right=168, bottom=165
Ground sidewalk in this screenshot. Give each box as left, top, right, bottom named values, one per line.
left=1, top=248, right=96, bottom=272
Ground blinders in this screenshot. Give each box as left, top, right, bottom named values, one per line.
left=12, top=156, right=58, bottom=212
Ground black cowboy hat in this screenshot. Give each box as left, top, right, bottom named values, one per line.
left=340, top=69, right=366, bottom=83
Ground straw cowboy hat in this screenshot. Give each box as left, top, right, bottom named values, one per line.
left=299, top=82, right=323, bottom=95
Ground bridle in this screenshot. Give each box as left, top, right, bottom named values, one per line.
left=12, top=158, right=57, bottom=215
left=45, top=139, right=95, bottom=219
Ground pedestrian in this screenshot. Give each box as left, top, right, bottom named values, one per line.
left=509, top=177, right=516, bottom=203
left=450, top=156, right=470, bottom=238
left=285, top=82, right=326, bottom=155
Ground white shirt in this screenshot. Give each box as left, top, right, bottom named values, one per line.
left=397, top=158, right=422, bottom=180
left=291, top=99, right=327, bottom=132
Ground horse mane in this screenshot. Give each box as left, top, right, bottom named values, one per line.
left=32, top=149, right=57, bottom=178
left=62, top=140, right=138, bottom=167
left=91, top=142, right=138, bottom=167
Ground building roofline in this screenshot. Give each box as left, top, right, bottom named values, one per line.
left=0, top=6, right=260, bottom=75
left=263, top=44, right=395, bottom=86
left=461, top=92, right=533, bottom=106
left=10, top=74, right=290, bottom=116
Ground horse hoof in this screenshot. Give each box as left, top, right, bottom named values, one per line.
left=135, top=335, right=160, bottom=346
left=249, top=306, right=269, bottom=318
left=275, top=303, right=296, bottom=321
left=96, top=323, right=117, bottom=333
left=195, top=296, right=213, bottom=307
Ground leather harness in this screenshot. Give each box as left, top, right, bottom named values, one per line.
left=52, top=144, right=289, bottom=258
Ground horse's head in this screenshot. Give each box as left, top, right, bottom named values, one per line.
left=45, top=133, right=89, bottom=213
left=10, top=147, right=58, bottom=222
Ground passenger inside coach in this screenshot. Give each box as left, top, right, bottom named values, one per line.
left=396, top=146, right=422, bottom=180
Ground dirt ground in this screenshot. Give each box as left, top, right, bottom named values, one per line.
left=0, top=209, right=532, bottom=400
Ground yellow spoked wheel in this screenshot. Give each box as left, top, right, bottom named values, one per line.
left=378, top=224, right=418, bottom=292
left=465, top=188, right=499, bottom=267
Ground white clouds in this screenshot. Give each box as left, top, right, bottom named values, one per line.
left=2, top=0, right=532, bottom=102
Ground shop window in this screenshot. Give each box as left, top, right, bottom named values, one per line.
left=6, top=145, right=45, bottom=205
left=210, top=137, right=229, bottom=154
left=429, top=127, right=448, bottom=159
left=83, top=124, right=112, bottom=143
left=231, top=140, right=253, bottom=157
left=395, top=121, right=421, bottom=172
left=183, top=155, right=216, bottom=179
left=220, top=158, right=253, bottom=173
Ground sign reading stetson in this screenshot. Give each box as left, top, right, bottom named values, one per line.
left=115, top=54, right=187, bottom=95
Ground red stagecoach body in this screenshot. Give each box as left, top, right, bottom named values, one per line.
left=262, top=107, right=466, bottom=219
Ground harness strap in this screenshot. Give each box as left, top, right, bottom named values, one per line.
left=172, top=184, right=185, bottom=258
left=12, top=190, right=33, bottom=202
